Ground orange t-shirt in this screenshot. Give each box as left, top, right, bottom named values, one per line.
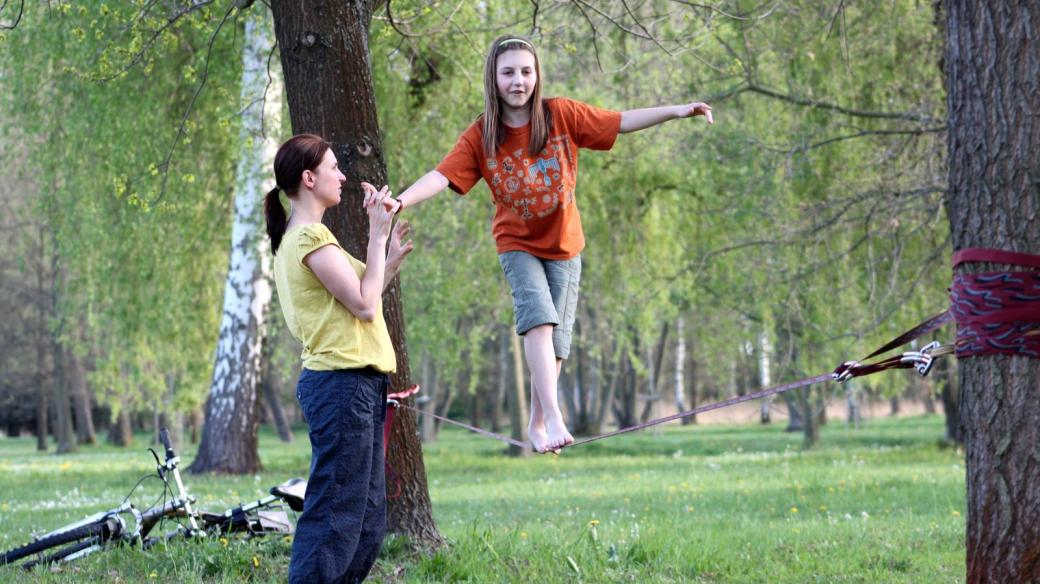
left=436, top=97, right=621, bottom=260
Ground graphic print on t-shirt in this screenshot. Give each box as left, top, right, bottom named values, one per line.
left=486, top=135, right=574, bottom=221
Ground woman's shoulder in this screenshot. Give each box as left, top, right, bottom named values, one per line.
left=285, top=223, right=340, bottom=256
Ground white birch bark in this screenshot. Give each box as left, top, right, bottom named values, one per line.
left=759, top=330, right=772, bottom=423
left=191, top=9, right=281, bottom=472
left=673, top=316, right=686, bottom=412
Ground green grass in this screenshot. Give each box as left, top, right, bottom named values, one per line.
left=0, top=415, right=965, bottom=583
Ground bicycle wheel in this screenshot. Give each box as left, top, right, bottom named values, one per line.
left=0, top=519, right=113, bottom=567
left=18, top=539, right=98, bottom=570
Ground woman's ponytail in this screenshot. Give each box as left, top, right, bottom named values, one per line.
left=265, top=134, right=332, bottom=255
left=265, top=186, right=287, bottom=255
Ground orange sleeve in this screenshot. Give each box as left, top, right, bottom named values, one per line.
left=435, top=121, right=484, bottom=195
left=554, top=97, right=621, bottom=151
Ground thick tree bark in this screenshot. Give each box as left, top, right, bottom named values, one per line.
left=191, top=8, right=279, bottom=475
left=945, top=2, right=1040, bottom=581
left=271, top=0, right=442, bottom=548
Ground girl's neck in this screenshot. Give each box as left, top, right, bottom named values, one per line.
left=500, top=104, right=531, bottom=128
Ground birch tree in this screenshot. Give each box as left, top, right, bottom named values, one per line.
left=191, top=6, right=281, bottom=473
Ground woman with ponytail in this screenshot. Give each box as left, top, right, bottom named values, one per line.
left=265, top=134, right=413, bottom=583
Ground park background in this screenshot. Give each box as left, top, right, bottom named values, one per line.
left=0, top=1, right=1035, bottom=582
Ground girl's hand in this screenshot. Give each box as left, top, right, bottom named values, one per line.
left=361, top=182, right=394, bottom=239
left=387, top=220, right=414, bottom=268
left=678, top=102, right=713, bottom=124
left=381, top=197, right=403, bottom=215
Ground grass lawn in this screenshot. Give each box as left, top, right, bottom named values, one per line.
left=0, top=414, right=965, bottom=583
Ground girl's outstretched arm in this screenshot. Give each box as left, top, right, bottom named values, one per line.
left=389, top=170, right=450, bottom=213
left=619, top=102, right=713, bottom=134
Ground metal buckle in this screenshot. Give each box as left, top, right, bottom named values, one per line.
left=900, top=341, right=940, bottom=377
left=832, top=361, right=859, bottom=383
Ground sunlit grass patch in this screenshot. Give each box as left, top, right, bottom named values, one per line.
left=0, top=415, right=964, bottom=583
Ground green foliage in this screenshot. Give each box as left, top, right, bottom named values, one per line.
left=0, top=416, right=964, bottom=582
left=371, top=1, right=949, bottom=398
left=0, top=1, right=247, bottom=414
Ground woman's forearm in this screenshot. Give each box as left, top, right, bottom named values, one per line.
left=358, top=234, right=388, bottom=320
left=382, top=259, right=400, bottom=293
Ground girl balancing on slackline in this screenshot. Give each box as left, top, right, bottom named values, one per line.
left=390, top=35, right=713, bottom=454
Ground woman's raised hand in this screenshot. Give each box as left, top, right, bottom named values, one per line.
left=387, top=220, right=414, bottom=269
left=361, top=182, right=394, bottom=239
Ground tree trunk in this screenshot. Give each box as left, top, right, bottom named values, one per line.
left=68, top=348, right=96, bottom=446
left=594, top=344, right=622, bottom=433
left=639, top=324, right=669, bottom=424
left=939, top=358, right=963, bottom=444
left=783, top=391, right=803, bottom=432
left=107, top=397, right=133, bottom=447
left=51, top=339, right=76, bottom=454
left=683, top=335, right=698, bottom=426
left=35, top=385, right=48, bottom=452
left=798, top=387, right=818, bottom=447
left=271, top=0, right=442, bottom=547
left=507, top=331, right=530, bottom=456
left=261, top=335, right=294, bottom=442
left=845, top=381, right=862, bottom=430
left=190, top=8, right=280, bottom=474
left=490, top=333, right=506, bottom=434
left=189, top=408, right=203, bottom=445
left=673, top=317, right=687, bottom=415
left=419, top=352, right=436, bottom=442
left=758, top=329, right=772, bottom=424
left=945, top=2, right=1040, bottom=581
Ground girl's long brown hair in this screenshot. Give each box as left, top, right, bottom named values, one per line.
left=481, top=35, right=553, bottom=158
left=264, top=134, right=331, bottom=254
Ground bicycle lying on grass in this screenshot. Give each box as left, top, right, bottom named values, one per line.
left=0, top=428, right=306, bottom=571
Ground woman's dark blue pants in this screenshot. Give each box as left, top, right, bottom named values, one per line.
left=289, top=367, right=389, bottom=584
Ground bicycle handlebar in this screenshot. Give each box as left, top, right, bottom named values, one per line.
left=158, top=428, right=175, bottom=463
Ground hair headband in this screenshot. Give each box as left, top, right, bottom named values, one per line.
left=499, top=38, right=534, bottom=49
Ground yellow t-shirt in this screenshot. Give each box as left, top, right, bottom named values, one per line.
left=273, top=223, right=396, bottom=373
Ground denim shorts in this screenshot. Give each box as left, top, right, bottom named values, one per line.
left=498, top=250, right=581, bottom=359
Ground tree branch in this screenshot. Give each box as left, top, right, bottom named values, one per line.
left=154, top=2, right=238, bottom=204
left=95, top=0, right=218, bottom=83
left=0, top=0, right=24, bottom=30
left=743, top=83, right=941, bottom=123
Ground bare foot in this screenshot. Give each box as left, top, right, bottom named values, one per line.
left=544, top=416, right=574, bottom=452
left=527, top=422, right=553, bottom=454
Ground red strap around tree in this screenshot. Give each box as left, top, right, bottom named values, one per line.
left=950, top=248, right=1040, bottom=359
